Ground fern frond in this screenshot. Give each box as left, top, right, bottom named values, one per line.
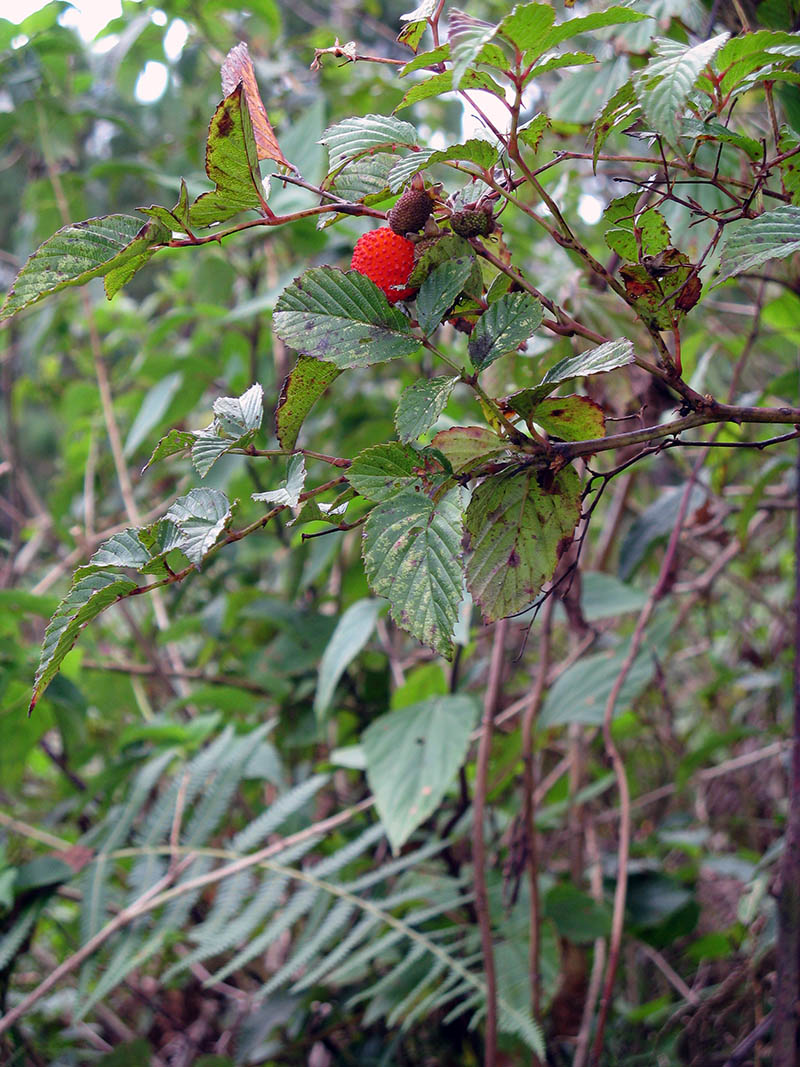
left=0, top=898, right=45, bottom=971
left=231, top=772, right=330, bottom=852
left=259, top=897, right=356, bottom=996
left=208, top=881, right=319, bottom=984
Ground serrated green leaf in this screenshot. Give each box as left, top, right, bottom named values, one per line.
left=191, top=434, right=235, bottom=478
left=463, top=465, right=581, bottom=621
left=398, top=19, right=428, bottom=52
left=314, top=599, right=383, bottom=720
left=592, top=79, right=639, bottom=168
left=526, top=51, right=596, bottom=80
left=416, top=258, right=476, bottom=334
left=395, top=377, right=458, bottom=442
left=543, top=5, right=650, bottom=50
left=143, top=429, right=196, bottom=471
left=387, top=150, right=436, bottom=192
left=428, top=139, right=499, bottom=170
left=603, top=192, right=671, bottom=262
left=213, top=383, right=263, bottom=436
left=634, top=34, right=729, bottom=147
left=539, top=338, right=635, bottom=392
left=448, top=10, right=498, bottom=90
left=320, top=114, right=418, bottom=173
left=1, top=215, right=168, bottom=320
left=716, top=29, right=800, bottom=70
left=779, top=128, right=800, bottom=205
left=505, top=339, right=635, bottom=413
left=189, top=84, right=269, bottom=228
left=329, top=152, right=396, bottom=204
left=363, top=488, right=465, bottom=656
left=680, top=118, right=761, bottom=161
left=275, top=355, right=342, bottom=449
left=31, top=572, right=139, bottom=711
left=468, top=292, right=543, bottom=371
left=528, top=395, right=605, bottom=442
left=395, top=69, right=504, bottom=111
left=165, top=488, right=233, bottom=565
left=430, top=426, right=507, bottom=472
left=87, top=530, right=153, bottom=571
left=401, top=44, right=450, bottom=76
left=408, top=235, right=482, bottom=297
left=716, top=205, right=800, bottom=282
left=273, top=267, right=420, bottom=368
left=348, top=442, right=424, bottom=502
left=497, top=3, right=555, bottom=57
left=363, top=695, right=479, bottom=850
left=517, top=113, right=550, bottom=151
left=252, top=454, right=306, bottom=508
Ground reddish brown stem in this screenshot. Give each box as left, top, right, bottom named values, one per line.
left=474, top=619, right=508, bottom=1067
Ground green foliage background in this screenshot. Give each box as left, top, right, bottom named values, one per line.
left=1, top=0, right=800, bottom=1063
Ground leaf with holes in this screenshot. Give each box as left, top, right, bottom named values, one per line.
left=468, top=292, right=543, bottom=371
left=362, top=488, right=465, bottom=657
left=31, top=572, right=139, bottom=711
left=1, top=215, right=169, bottom=319
left=603, top=192, right=670, bottom=262
left=463, top=465, right=581, bottom=621
left=276, top=356, right=342, bottom=449
left=273, top=268, right=420, bottom=368
left=363, top=694, right=479, bottom=850
left=189, top=84, right=269, bottom=229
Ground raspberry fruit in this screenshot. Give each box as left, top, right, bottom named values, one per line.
left=450, top=206, right=494, bottom=238
left=388, top=187, right=434, bottom=235
left=350, top=228, right=417, bottom=304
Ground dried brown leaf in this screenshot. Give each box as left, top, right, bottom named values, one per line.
left=221, top=42, right=292, bottom=167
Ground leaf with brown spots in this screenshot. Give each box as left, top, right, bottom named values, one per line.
left=189, top=84, right=271, bottom=229
left=463, top=465, right=581, bottom=621
left=530, top=394, right=606, bottom=442
left=221, top=42, right=292, bottom=167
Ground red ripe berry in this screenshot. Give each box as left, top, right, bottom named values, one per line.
left=350, top=228, right=417, bottom=304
